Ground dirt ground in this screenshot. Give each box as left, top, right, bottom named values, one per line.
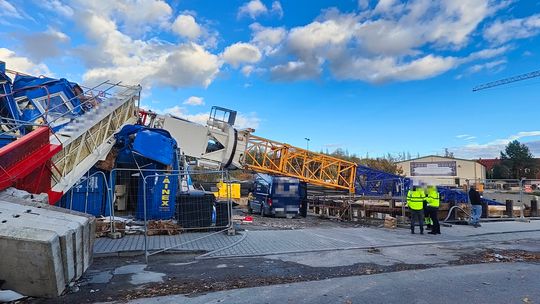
left=23, top=248, right=540, bottom=304
left=233, top=207, right=369, bottom=231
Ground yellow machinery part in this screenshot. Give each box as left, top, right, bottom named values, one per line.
left=214, top=180, right=241, bottom=199
left=242, top=135, right=357, bottom=193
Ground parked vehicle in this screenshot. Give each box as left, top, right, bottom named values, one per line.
left=248, top=175, right=304, bottom=218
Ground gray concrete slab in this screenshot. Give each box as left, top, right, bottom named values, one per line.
left=223, top=221, right=540, bottom=258
left=93, top=221, right=540, bottom=260
left=5, top=201, right=94, bottom=275
left=93, top=232, right=244, bottom=255
left=0, top=226, right=65, bottom=298
left=0, top=210, right=77, bottom=282
left=0, top=192, right=96, bottom=272
left=0, top=198, right=96, bottom=298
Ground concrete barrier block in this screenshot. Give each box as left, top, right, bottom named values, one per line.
left=0, top=202, right=86, bottom=279
left=0, top=194, right=96, bottom=273
left=0, top=226, right=65, bottom=298
left=0, top=194, right=97, bottom=298
left=0, top=208, right=77, bottom=281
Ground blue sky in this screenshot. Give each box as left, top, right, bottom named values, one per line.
left=1, top=0, right=540, bottom=159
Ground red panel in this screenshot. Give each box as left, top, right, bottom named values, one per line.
left=0, top=127, right=61, bottom=199
left=47, top=190, right=64, bottom=205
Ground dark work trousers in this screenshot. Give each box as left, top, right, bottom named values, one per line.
left=423, top=201, right=432, bottom=228
left=425, top=206, right=440, bottom=234
left=410, top=209, right=424, bottom=233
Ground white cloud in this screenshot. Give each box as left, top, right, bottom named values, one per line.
left=484, top=13, right=540, bottom=44
left=0, top=0, right=22, bottom=18
left=162, top=106, right=260, bottom=129
left=38, top=0, right=74, bottom=17
left=456, top=134, right=470, bottom=138
left=270, top=60, right=322, bottom=81
left=172, top=14, right=202, bottom=40
left=222, top=42, right=262, bottom=67
left=241, top=65, right=254, bottom=76
left=72, top=6, right=221, bottom=89
left=183, top=96, right=204, bottom=106
left=238, top=0, right=268, bottom=19
left=332, top=54, right=459, bottom=83
left=453, top=131, right=540, bottom=158
left=73, top=0, right=173, bottom=36
left=0, top=48, right=51, bottom=75
left=264, top=1, right=513, bottom=83
left=271, top=1, right=283, bottom=18
left=250, top=23, right=286, bottom=55
left=467, top=59, right=506, bottom=74
left=358, top=0, right=369, bottom=10
left=465, top=46, right=509, bottom=61
left=238, top=0, right=283, bottom=19
left=19, top=28, right=70, bottom=61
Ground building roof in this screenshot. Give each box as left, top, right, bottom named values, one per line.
left=477, top=158, right=501, bottom=171
left=397, top=155, right=485, bottom=166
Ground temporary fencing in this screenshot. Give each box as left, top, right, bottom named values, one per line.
left=60, top=168, right=236, bottom=262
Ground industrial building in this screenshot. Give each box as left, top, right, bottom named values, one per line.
left=397, top=155, right=486, bottom=187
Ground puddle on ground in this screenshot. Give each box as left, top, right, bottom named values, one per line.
left=88, top=271, right=113, bottom=284
left=216, top=264, right=227, bottom=268
left=110, top=264, right=165, bottom=285
left=168, top=261, right=198, bottom=266
left=113, top=264, right=146, bottom=275
left=129, top=271, right=166, bottom=285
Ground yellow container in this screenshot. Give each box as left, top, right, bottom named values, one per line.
left=213, top=181, right=241, bottom=199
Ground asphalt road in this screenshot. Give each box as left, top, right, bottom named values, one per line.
left=126, top=262, right=540, bottom=304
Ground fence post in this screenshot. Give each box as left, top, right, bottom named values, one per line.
left=109, top=170, right=116, bottom=235
left=400, top=179, right=406, bottom=224
left=519, top=179, right=524, bottom=204
left=531, top=200, right=538, bottom=217
left=84, top=171, right=90, bottom=213
left=447, top=201, right=456, bottom=221
left=143, top=174, right=148, bottom=264
left=481, top=200, right=488, bottom=218
left=505, top=199, right=514, bottom=218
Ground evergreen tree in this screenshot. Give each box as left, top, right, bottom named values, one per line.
left=500, top=140, right=537, bottom=179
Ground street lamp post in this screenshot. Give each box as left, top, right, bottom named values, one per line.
left=304, top=137, right=310, bottom=151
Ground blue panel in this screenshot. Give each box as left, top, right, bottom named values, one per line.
left=136, top=170, right=177, bottom=220
left=355, top=165, right=409, bottom=196
left=132, top=129, right=175, bottom=166
left=0, top=71, right=21, bottom=132
left=12, top=75, right=84, bottom=126
left=58, top=170, right=107, bottom=216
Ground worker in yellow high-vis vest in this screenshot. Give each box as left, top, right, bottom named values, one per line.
left=407, top=185, right=425, bottom=234
left=425, top=185, right=441, bottom=234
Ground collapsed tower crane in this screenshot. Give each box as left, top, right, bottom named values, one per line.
left=161, top=106, right=404, bottom=196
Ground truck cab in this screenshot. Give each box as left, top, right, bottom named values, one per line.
left=248, top=175, right=303, bottom=218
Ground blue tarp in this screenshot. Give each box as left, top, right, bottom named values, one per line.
left=115, top=125, right=177, bottom=166
left=0, top=63, right=20, bottom=134
left=12, top=74, right=84, bottom=130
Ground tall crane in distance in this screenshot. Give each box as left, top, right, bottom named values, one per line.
left=473, top=69, right=540, bottom=91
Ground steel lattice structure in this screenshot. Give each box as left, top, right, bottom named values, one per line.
left=242, top=135, right=357, bottom=193
left=473, top=69, right=540, bottom=91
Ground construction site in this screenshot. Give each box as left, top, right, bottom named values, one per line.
left=1, top=1, right=540, bottom=303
